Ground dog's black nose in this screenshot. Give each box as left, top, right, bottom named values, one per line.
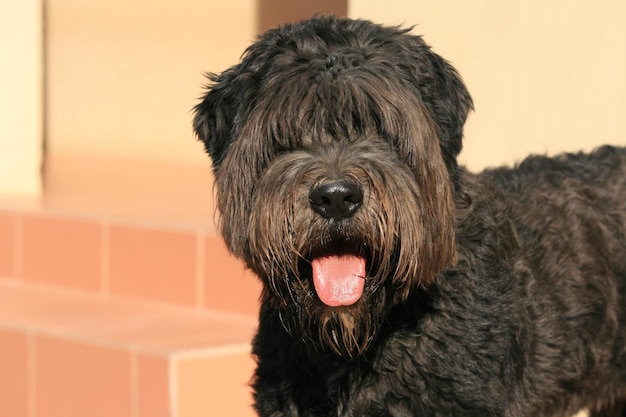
left=309, top=180, right=363, bottom=221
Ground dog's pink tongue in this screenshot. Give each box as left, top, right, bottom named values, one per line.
left=311, top=255, right=366, bottom=307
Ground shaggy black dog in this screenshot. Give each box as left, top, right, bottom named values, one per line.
left=193, top=16, right=626, bottom=417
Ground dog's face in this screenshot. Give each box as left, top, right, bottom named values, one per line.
left=194, top=16, right=473, bottom=357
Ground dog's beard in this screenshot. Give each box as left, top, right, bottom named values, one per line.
left=291, top=225, right=397, bottom=359
left=263, top=215, right=403, bottom=359
left=238, top=138, right=456, bottom=359
left=279, top=288, right=387, bottom=359
left=316, top=306, right=376, bottom=358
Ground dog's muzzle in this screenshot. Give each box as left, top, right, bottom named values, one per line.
left=307, top=179, right=367, bottom=307
left=308, top=179, right=363, bottom=221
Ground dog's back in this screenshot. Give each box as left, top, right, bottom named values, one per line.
left=480, top=145, right=626, bottom=263
left=482, top=145, right=626, bottom=196
left=476, top=145, right=626, bottom=416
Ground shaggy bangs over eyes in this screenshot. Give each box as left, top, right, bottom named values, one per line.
left=246, top=54, right=428, bottom=149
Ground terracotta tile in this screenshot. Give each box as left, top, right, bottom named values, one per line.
left=0, top=329, right=29, bottom=417
left=21, top=214, right=102, bottom=291
left=0, top=212, right=16, bottom=278
left=35, top=335, right=132, bottom=417
left=204, top=236, right=261, bottom=316
left=109, top=225, right=197, bottom=306
left=176, top=350, right=256, bottom=417
left=137, top=355, right=170, bottom=417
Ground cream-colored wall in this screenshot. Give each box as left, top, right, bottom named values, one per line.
left=43, top=1, right=626, bottom=170
left=349, top=0, right=626, bottom=171
left=0, top=0, right=43, bottom=196
left=46, top=0, right=256, bottom=163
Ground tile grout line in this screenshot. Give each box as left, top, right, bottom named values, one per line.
left=130, top=349, right=139, bottom=417
left=170, top=343, right=253, bottom=360
left=27, top=331, right=37, bottom=417
left=0, top=205, right=214, bottom=234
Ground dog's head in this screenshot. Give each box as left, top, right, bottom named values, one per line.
left=194, top=16, right=473, bottom=358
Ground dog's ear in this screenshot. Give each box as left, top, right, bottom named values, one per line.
left=413, top=43, right=474, bottom=167
left=193, top=69, right=242, bottom=168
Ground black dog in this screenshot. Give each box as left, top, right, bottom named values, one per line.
left=193, top=16, right=626, bottom=417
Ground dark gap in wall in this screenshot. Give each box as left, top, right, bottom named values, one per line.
left=257, top=0, right=347, bottom=34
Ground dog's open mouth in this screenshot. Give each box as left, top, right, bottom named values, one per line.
left=311, top=254, right=366, bottom=307
left=304, top=238, right=369, bottom=307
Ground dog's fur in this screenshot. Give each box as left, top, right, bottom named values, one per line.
left=193, top=16, right=626, bottom=417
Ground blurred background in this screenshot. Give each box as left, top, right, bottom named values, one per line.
left=2, top=0, right=625, bottom=199
left=0, top=1, right=624, bottom=416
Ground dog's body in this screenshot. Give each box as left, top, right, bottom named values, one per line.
left=193, top=16, right=626, bottom=417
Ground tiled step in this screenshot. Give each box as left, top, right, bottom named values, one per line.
left=0, top=207, right=261, bottom=316
left=0, top=204, right=262, bottom=416
left=0, top=154, right=264, bottom=416
left=0, top=280, right=258, bottom=417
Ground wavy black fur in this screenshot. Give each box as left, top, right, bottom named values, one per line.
left=194, top=16, right=626, bottom=417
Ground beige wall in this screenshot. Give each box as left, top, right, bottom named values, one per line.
left=0, top=0, right=43, bottom=196
left=46, top=0, right=256, bottom=164
left=7, top=0, right=626, bottom=187
left=350, top=0, right=626, bottom=170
